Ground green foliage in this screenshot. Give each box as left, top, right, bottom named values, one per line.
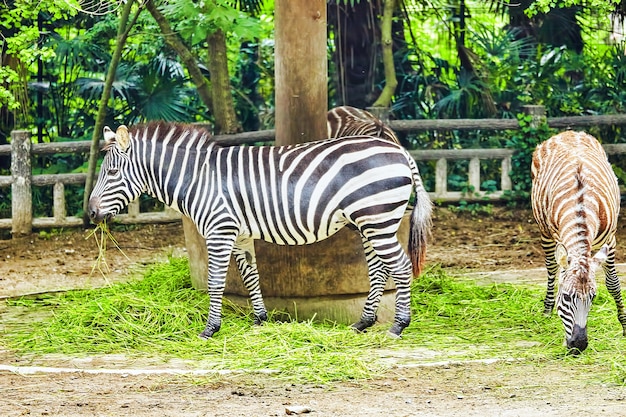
left=0, top=67, right=21, bottom=111
left=4, top=0, right=626, bottom=218
left=0, top=0, right=76, bottom=115
left=77, top=55, right=202, bottom=123
left=504, top=113, right=554, bottom=204
left=527, top=0, right=620, bottom=17
left=448, top=200, right=494, bottom=216
left=160, top=0, right=261, bottom=46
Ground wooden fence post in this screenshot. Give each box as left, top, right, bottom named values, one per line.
left=523, top=105, right=547, bottom=128
left=53, top=182, right=66, bottom=222
left=468, top=157, right=480, bottom=194
left=11, top=130, right=32, bottom=236
left=435, top=158, right=447, bottom=198
left=366, top=106, right=391, bottom=123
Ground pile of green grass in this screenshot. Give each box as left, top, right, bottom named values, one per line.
left=2, top=258, right=625, bottom=384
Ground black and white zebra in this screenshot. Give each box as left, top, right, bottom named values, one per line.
left=531, top=130, right=626, bottom=353
left=327, top=106, right=400, bottom=144
left=88, top=122, right=432, bottom=339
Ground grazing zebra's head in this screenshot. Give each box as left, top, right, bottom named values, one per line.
left=555, top=243, right=608, bottom=354
left=88, top=125, right=144, bottom=224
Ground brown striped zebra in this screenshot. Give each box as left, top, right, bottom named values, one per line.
left=531, top=130, right=626, bottom=353
left=327, top=106, right=400, bottom=144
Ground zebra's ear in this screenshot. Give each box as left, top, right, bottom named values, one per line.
left=555, top=244, right=569, bottom=269
left=103, top=126, right=116, bottom=145
left=592, top=245, right=609, bottom=267
left=115, top=125, right=131, bottom=152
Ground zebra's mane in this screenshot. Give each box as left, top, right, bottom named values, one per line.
left=570, top=164, right=592, bottom=261
left=574, top=165, right=588, bottom=221
left=128, top=121, right=214, bottom=146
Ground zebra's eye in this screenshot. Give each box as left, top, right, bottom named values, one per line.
left=562, top=293, right=572, bottom=303
left=107, top=168, right=119, bottom=176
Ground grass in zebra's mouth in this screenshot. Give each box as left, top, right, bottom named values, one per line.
left=85, top=220, right=130, bottom=279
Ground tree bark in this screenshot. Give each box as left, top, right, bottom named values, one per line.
left=274, top=0, right=327, bottom=145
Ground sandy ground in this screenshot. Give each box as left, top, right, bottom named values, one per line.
left=1, top=359, right=625, bottom=417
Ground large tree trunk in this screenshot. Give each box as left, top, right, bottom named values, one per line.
left=274, top=0, right=327, bottom=145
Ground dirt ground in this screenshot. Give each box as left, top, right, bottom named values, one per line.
left=2, top=206, right=626, bottom=416
left=2, top=361, right=625, bottom=417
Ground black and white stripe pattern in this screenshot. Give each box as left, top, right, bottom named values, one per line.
left=327, top=106, right=400, bottom=144
left=89, top=122, right=432, bottom=339
left=531, top=130, right=626, bottom=353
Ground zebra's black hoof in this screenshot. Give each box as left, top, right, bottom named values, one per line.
left=386, top=330, right=402, bottom=339
left=618, top=315, right=626, bottom=336
left=351, top=317, right=377, bottom=333
left=254, top=311, right=268, bottom=326
left=198, top=324, right=220, bottom=339
left=388, top=318, right=410, bottom=337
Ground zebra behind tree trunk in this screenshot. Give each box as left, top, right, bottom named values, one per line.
left=327, top=106, right=400, bottom=144
left=88, top=122, right=431, bottom=339
left=531, top=130, right=626, bottom=353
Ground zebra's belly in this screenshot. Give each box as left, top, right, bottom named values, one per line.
left=247, top=212, right=350, bottom=246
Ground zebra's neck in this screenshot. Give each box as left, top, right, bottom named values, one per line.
left=133, top=127, right=218, bottom=216
left=557, top=212, right=594, bottom=255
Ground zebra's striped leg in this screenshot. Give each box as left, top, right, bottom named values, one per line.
left=352, top=272, right=386, bottom=333
left=353, top=236, right=412, bottom=337
left=387, top=255, right=413, bottom=337
left=199, top=235, right=236, bottom=340
left=542, top=238, right=558, bottom=316
left=232, top=238, right=268, bottom=325
left=351, top=238, right=386, bottom=332
left=602, top=249, right=626, bottom=336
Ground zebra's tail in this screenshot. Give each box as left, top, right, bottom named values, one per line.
left=407, top=157, right=432, bottom=278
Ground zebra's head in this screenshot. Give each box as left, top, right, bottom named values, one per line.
left=88, top=125, right=144, bottom=224
left=555, top=243, right=608, bottom=354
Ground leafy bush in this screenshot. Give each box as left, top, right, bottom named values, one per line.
left=505, top=113, right=554, bottom=205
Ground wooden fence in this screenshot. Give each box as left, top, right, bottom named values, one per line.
left=2, top=107, right=626, bottom=235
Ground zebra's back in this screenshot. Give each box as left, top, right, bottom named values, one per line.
left=327, top=106, right=400, bottom=144
left=531, top=130, right=619, bottom=248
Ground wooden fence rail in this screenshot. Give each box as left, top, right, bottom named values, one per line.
left=2, top=108, right=626, bottom=235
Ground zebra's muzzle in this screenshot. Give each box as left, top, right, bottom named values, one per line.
left=88, top=197, right=113, bottom=224
left=567, top=324, right=588, bottom=354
